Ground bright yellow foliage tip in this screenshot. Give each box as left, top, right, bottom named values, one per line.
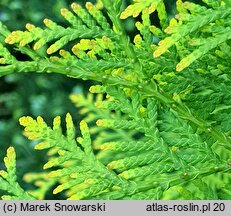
left=120, top=0, right=162, bottom=19
left=4, top=147, right=16, bottom=168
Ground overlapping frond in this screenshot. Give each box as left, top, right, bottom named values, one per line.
left=154, top=0, right=231, bottom=71
left=0, top=0, right=231, bottom=200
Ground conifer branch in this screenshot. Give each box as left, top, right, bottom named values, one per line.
left=0, top=0, right=231, bottom=200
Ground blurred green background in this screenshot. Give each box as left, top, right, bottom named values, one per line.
left=0, top=0, right=177, bottom=198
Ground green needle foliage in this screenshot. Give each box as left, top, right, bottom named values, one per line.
left=0, top=0, right=231, bottom=199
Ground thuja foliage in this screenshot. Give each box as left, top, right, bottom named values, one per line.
left=0, top=0, right=231, bottom=200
